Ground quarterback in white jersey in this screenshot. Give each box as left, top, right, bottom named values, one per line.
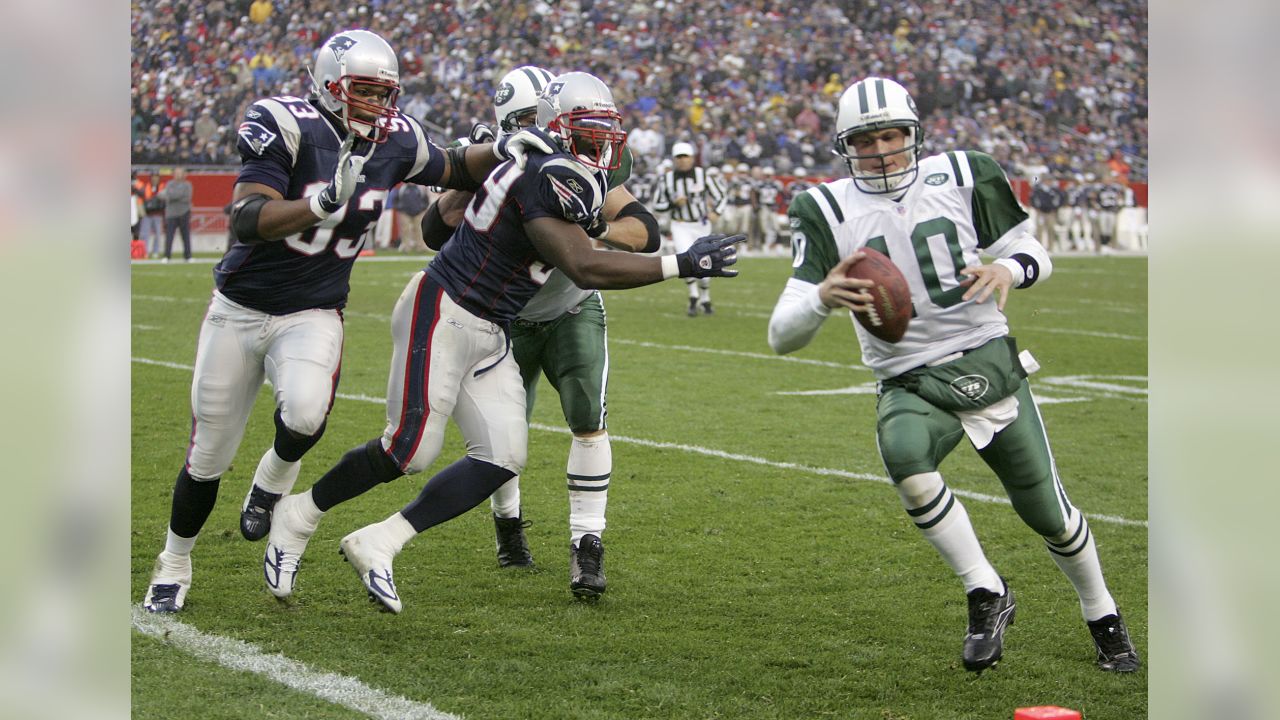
left=769, top=77, right=1139, bottom=674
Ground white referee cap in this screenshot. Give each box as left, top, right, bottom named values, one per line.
left=671, top=142, right=695, bottom=158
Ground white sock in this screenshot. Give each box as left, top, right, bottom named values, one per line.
left=698, top=278, right=711, bottom=302
left=685, top=278, right=699, bottom=300
left=567, top=433, right=611, bottom=546
left=253, top=448, right=301, bottom=496
left=1046, top=510, right=1118, bottom=620
left=490, top=476, right=522, bottom=518
left=294, top=489, right=326, bottom=528
left=371, top=512, right=418, bottom=554
left=164, top=528, right=197, bottom=557
left=896, top=473, right=1002, bottom=594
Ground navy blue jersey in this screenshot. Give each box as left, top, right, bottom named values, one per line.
left=215, top=95, right=446, bottom=314
left=427, top=151, right=607, bottom=324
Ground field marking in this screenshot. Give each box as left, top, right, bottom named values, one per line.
left=131, top=606, right=463, bottom=720
left=131, top=357, right=1146, bottom=528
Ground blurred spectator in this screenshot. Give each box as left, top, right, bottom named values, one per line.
left=136, top=173, right=166, bottom=258
left=161, top=168, right=193, bottom=262
left=393, top=183, right=432, bottom=253
left=129, top=0, right=1147, bottom=183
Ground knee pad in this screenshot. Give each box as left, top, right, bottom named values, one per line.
left=278, top=397, right=329, bottom=438
left=273, top=409, right=326, bottom=462
left=895, top=472, right=944, bottom=509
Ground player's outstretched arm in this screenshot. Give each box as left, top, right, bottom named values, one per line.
left=527, top=218, right=741, bottom=290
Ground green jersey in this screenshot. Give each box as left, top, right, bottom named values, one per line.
left=787, top=151, right=1031, bottom=378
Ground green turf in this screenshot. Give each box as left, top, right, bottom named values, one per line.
left=132, top=255, right=1147, bottom=719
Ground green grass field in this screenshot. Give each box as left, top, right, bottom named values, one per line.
left=131, top=254, right=1147, bottom=719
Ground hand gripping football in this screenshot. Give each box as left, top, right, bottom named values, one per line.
left=845, top=247, right=911, bottom=343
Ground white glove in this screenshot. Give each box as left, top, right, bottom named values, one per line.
left=493, top=127, right=557, bottom=169
left=310, top=134, right=373, bottom=218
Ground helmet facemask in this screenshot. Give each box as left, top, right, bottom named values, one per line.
left=550, top=109, right=628, bottom=171
left=833, top=121, right=924, bottom=194
left=326, top=75, right=401, bottom=143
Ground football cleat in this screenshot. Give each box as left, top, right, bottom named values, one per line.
left=240, top=484, right=282, bottom=541
left=1088, top=612, right=1141, bottom=672
left=494, top=514, right=535, bottom=568
left=569, top=534, right=606, bottom=600
left=339, top=526, right=403, bottom=614
left=143, top=551, right=192, bottom=613
left=701, top=301, right=714, bottom=315
left=686, top=297, right=699, bottom=317
left=263, top=494, right=317, bottom=599
left=963, top=580, right=1015, bottom=672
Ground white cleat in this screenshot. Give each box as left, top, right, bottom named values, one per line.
left=263, top=494, right=317, bottom=598
left=143, top=551, right=192, bottom=613
left=338, top=526, right=403, bottom=614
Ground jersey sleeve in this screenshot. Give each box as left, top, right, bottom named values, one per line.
left=964, top=151, right=1029, bottom=249
left=402, top=116, right=448, bottom=186
left=520, top=160, right=602, bottom=225
left=234, top=101, right=297, bottom=195
left=787, top=191, right=840, bottom=285
left=606, top=146, right=634, bottom=190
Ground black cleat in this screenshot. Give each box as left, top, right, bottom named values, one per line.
left=240, top=484, right=282, bottom=541
left=687, top=297, right=699, bottom=317
left=701, top=301, right=714, bottom=315
left=494, top=514, right=534, bottom=568
left=1088, top=612, right=1141, bottom=672
left=963, top=581, right=1015, bottom=672
left=570, top=534, right=606, bottom=599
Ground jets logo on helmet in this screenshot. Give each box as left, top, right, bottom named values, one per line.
left=832, top=77, right=926, bottom=195
left=536, top=71, right=628, bottom=172
left=310, top=29, right=402, bottom=144
left=493, top=66, right=555, bottom=133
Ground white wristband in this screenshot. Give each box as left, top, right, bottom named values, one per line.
left=308, top=193, right=332, bottom=220
left=660, top=254, right=680, bottom=280
left=993, top=258, right=1025, bottom=287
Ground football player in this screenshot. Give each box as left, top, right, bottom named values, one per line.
left=767, top=77, right=1139, bottom=673
left=651, top=142, right=728, bottom=316
left=141, top=29, right=554, bottom=613
left=420, top=65, right=662, bottom=599
left=262, top=72, right=742, bottom=613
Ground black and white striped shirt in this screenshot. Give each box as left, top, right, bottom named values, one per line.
left=651, top=166, right=727, bottom=223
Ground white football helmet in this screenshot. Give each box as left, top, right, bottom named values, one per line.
left=536, top=72, right=628, bottom=171
left=493, top=66, right=555, bottom=133
left=832, top=77, right=925, bottom=194
left=310, top=29, right=401, bottom=143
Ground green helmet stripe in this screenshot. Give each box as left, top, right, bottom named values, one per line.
left=875, top=78, right=886, bottom=108
left=857, top=81, right=870, bottom=113
left=521, top=67, right=546, bottom=93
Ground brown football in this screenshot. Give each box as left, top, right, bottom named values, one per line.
left=844, top=247, right=912, bottom=343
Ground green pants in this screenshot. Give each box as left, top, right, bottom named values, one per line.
left=875, top=379, right=1072, bottom=536
left=511, top=293, right=609, bottom=434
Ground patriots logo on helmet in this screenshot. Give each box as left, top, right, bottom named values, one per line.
left=328, top=35, right=357, bottom=63
left=547, top=82, right=565, bottom=97
left=238, top=122, right=278, bottom=155
left=494, top=83, right=515, bottom=106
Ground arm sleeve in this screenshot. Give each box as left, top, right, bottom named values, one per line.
left=403, top=116, right=449, bottom=186
left=768, top=278, right=832, bottom=354
left=965, top=152, right=1053, bottom=287
left=234, top=101, right=296, bottom=195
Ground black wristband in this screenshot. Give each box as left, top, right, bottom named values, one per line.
left=421, top=201, right=458, bottom=251
left=229, top=193, right=270, bottom=244
left=675, top=251, right=694, bottom=277
left=444, top=146, right=480, bottom=191
left=1010, top=253, right=1041, bottom=288
left=615, top=201, right=661, bottom=252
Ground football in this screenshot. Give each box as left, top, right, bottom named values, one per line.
left=845, top=247, right=912, bottom=343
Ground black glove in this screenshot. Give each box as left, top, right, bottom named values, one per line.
left=469, top=122, right=496, bottom=144
left=676, top=234, right=744, bottom=278
left=584, top=213, right=610, bottom=239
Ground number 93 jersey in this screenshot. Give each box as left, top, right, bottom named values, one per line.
left=788, top=151, right=1032, bottom=378
left=215, top=95, right=446, bottom=315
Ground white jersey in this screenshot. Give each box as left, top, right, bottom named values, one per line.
left=517, top=270, right=596, bottom=322
left=783, top=151, right=1041, bottom=378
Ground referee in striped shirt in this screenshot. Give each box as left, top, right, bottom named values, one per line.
left=652, top=142, right=728, bottom=316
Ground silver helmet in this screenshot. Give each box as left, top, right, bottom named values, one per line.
left=832, top=77, right=925, bottom=194
left=493, top=66, right=555, bottom=133
left=310, top=29, right=401, bottom=143
left=536, top=72, right=628, bottom=171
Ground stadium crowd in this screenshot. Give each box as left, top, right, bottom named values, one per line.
left=130, top=0, right=1146, bottom=183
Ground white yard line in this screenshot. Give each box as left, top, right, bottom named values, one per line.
left=132, top=607, right=463, bottom=720
left=130, top=357, right=1147, bottom=528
